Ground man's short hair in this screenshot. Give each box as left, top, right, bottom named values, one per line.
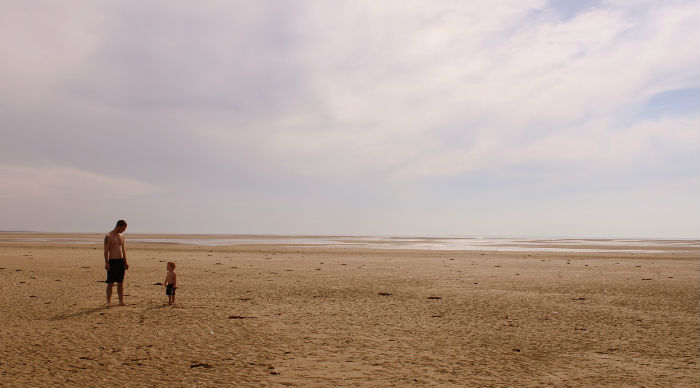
left=116, top=220, right=127, bottom=227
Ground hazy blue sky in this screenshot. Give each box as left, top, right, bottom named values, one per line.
left=1, top=1, right=698, bottom=237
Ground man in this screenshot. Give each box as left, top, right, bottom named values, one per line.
left=105, top=219, right=129, bottom=305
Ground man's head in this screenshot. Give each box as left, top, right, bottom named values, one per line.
left=115, top=219, right=127, bottom=232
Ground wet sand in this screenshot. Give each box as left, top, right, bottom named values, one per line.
left=0, top=235, right=698, bottom=387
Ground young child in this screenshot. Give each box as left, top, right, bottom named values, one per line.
left=164, top=262, right=177, bottom=305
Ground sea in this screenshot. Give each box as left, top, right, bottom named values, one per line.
left=1, top=233, right=698, bottom=253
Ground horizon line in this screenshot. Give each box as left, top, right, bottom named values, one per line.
left=1, top=230, right=698, bottom=241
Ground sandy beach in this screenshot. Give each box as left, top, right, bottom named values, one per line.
left=0, top=234, right=698, bottom=387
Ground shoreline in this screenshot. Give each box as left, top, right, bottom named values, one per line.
left=1, top=232, right=698, bottom=254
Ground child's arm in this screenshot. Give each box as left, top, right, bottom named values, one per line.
left=172, top=273, right=177, bottom=287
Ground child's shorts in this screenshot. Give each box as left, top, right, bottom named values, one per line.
left=166, top=284, right=176, bottom=295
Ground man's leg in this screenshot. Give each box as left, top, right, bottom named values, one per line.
left=117, top=282, right=124, bottom=305
left=106, top=282, right=114, bottom=305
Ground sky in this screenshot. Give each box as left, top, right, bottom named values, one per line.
left=1, top=0, right=699, bottom=238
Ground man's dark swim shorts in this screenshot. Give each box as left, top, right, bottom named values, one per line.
left=166, top=284, right=176, bottom=296
left=106, top=258, right=126, bottom=283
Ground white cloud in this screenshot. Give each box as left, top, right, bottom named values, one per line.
left=0, top=3, right=108, bottom=104
left=197, top=0, right=698, bottom=182
left=0, top=164, right=162, bottom=231
left=0, top=164, right=159, bottom=202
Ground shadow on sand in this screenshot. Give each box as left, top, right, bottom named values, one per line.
left=51, top=305, right=111, bottom=320
left=144, top=303, right=171, bottom=312
left=51, top=302, right=174, bottom=320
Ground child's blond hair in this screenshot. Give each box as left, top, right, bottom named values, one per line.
left=167, top=261, right=176, bottom=269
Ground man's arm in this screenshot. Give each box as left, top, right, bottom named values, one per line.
left=121, top=236, right=128, bottom=269
left=104, top=235, right=110, bottom=270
